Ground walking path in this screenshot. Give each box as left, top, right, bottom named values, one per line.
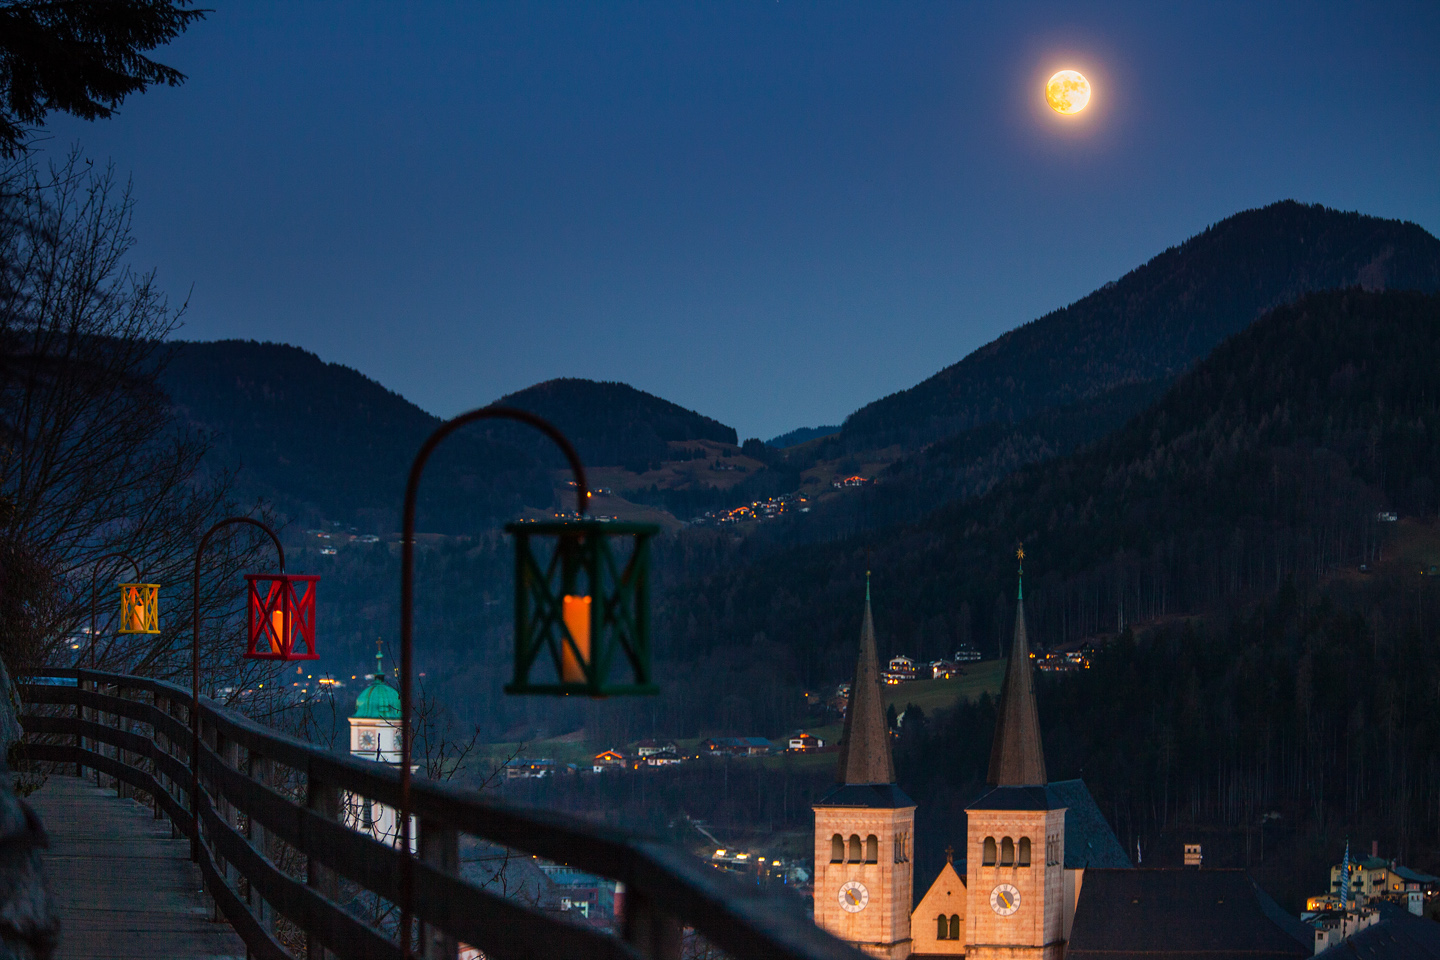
left=28, top=774, right=245, bottom=960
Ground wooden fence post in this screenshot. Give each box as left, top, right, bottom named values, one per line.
left=623, top=888, right=683, bottom=960
left=418, top=818, right=458, bottom=960
left=75, top=676, right=85, bottom=780
left=153, top=693, right=168, bottom=820
left=306, top=772, right=340, bottom=960
left=246, top=751, right=275, bottom=950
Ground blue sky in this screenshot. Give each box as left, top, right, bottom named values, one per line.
left=39, top=1, right=1440, bottom=439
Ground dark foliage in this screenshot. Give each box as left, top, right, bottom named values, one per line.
left=0, top=0, right=205, bottom=156
left=839, top=202, right=1440, bottom=455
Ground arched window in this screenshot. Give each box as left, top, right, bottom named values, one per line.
left=937, top=915, right=948, bottom=940
left=949, top=915, right=960, bottom=940
left=831, top=834, right=844, bottom=863
left=1018, top=837, right=1031, bottom=866
left=1000, top=836, right=1015, bottom=866
left=849, top=834, right=862, bottom=862
left=865, top=835, right=878, bottom=863
left=982, top=836, right=997, bottom=866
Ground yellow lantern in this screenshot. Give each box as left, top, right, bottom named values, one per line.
left=117, top=583, right=160, bottom=634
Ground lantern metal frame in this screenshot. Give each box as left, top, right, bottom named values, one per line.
left=116, top=582, right=161, bottom=635
left=243, top=573, right=320, bottom=661
left=395, top=405, right=660, bottom=958
left=504, top=519, right=659, bottom=696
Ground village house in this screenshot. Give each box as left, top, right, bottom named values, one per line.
left=788, top=732, right=825, bottom=752
left=591, top=750, right=628, bottom=773
left=700, top=737, right=775, bottom=757
left=883, top=654, right=917, bottom=684
left=635, top=739, right=678, bottom=757
left=505, top=758, right=573, bottom=779
left=929, top=659, right=961, bottom=680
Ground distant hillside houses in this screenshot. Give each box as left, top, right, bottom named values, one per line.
left=701, top=737, right=775, bottom=757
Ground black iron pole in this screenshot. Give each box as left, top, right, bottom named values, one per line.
left=190, top=516, right=285, bottom=862
left=397, top=406, right=587, bottom=958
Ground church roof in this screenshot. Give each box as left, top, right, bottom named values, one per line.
left=986, top=568, right=1046, bottom=786
left=833, top=578, right=896, bottom=787
left=1067, top=869, right=1311, bottom=960
left=353, top=675, right=400, bottom=719
left=1315, top=902, right=1440, bottom=960
left=965, top=780, right=1131, bottom=868
left=1048, top=779, right=1133, bottom=869
left=352, top=648, right=400, bottom=719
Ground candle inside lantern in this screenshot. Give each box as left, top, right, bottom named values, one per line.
left=132, top=604, right=145, bottom=631
left=560, top=594, right=591, bottom=683
left=271, top=608, right=287, bottom=652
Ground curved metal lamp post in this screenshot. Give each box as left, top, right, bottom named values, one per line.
left=395, top=405, right=660, bottom=957
left=189, top=516, right=285, bottom=861
left=86, top=552, right=142, bottom=668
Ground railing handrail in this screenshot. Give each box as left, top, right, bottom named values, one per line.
left=19, top=668, right=864, bottom=960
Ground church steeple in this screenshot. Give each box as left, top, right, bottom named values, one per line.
left=835, top=572, right=896, bottom=785
left=986, top=545, right=1047, bottom=786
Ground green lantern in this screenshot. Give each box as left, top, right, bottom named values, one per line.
left=503, top=519, right=659, bottom=696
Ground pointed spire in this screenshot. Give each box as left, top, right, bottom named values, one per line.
left=987, top=545, right=1047, bottom=786
left=835, top=572, right=896, bottom=785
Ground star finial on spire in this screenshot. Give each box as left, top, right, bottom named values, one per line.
left=1016, top=543, right=1025, bottom=600
left=866, top=569, right=871, bottom=603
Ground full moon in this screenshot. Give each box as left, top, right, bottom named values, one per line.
left=1045, top=70, right=1091, bottom=115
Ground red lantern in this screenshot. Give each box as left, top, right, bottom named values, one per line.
left=244, top=573, right=319, bottom=661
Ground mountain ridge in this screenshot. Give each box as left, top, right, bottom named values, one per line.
left=837, top=201, right=1440, bottom=454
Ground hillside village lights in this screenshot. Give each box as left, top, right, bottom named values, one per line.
left=396, top=405, right=659, bottom=957
left=243, top=573, right=319, bottom=660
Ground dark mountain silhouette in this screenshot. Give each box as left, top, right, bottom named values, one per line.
left=161, top=342, right=736, bottom=531
left=767, top=425, right=839, bottom=449
left=494, top=378, right=736, bottom=473
left=837, top=202, right=1440, bottom=455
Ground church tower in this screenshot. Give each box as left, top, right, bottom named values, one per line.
left=345, top=646, right=409, bottom=847
left=964, top=548, right=1066, bottom=960
left=813, top=576, right=916, bottom=959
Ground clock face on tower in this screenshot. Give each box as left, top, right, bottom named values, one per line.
left=990, top=883, right=1021, bottom=916
left=838, top=880, right=870, bottom=913
left=358, top=730, right=378, bottom=751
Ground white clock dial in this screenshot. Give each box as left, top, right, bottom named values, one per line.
left=838, top=880, right=870, bottom=913
left=990, top=883, right=1021, bottom=916
left=359, top=731, right=377, bottom=750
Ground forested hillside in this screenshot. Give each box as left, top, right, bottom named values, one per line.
left=161, top=343, right=739, bottom=531
left=670, top=289, right=1440, bottom=693
left=838, top=202, right=1440, bottom=455
left=495, top=378, right=736, bottom=472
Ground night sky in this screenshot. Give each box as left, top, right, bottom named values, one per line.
left=38, top=2, right=1440, bottom=439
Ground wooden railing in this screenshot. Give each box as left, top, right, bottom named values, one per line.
left=18, top=668, right=862, bottom=960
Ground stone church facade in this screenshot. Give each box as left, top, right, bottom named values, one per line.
left=813, top=561, right=1131, bottom=960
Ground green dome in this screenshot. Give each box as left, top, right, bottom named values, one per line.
left=353, top=676, right=400, bottom=719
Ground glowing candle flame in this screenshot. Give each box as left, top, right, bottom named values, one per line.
left=560, top=595, right=591, bottom=683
